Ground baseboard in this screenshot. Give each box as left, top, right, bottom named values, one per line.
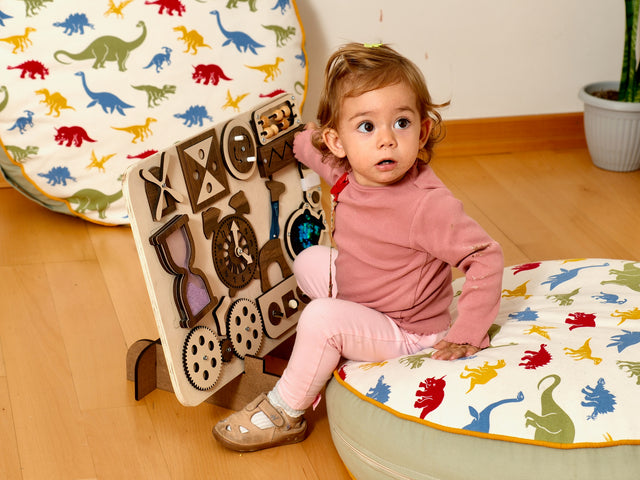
left=437, top=112, right=587, bottom=157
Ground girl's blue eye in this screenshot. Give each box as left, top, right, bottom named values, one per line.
left=357, top=121, right=374, bottom=133
left=395, top=118, right=411, bottom=129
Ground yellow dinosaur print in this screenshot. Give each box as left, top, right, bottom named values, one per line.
left=104, top=0, right=135, bottom=18
left=173, top=26, right=211, bottom=55
left=523, top=325, right=556, bottom=340
left=611, top=306, right=640, bottom=326
left=245, top=57, right=284, bottom=82
left=564, top=338, right=602, bottom=365
left=222, top=89, right=249, bottom=112
left=86, top=150, right=116, bottom=173
left=562, top=258, right=587, bottom=264
left=35, top=89, right=75, bottom=117
left=502, top=281, right=532, bottom=299
left=460, top=359, right=506, bottom=393
left=111, top=117, right=157, bottom=143
left=358, top=360, right=388, bottom=371
left=1, top=27, right=36, bottom=54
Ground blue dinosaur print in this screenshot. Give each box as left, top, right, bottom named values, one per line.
left=607, top=330, right=640, bottom=353
left=75, top=71, right=134, bottom=115
left=295, top=48, right=306, bottom=67
left=271, top=0, right=291, bottom=14
left=7, top=110, right=34, bottom=134
left=53, top=13, right=95, bottom=35
left=366, top=375, right=391, bottom=403
left=581, top=378, right=616, bottom=420
left=542, top=263, right=610, bottom=290
left=210, top=10, right=265, bottom=54
left=144, top=47, right=172, bottom=73
left=38, top=166, right=77, bottom=186
left=508, top=306, right=539, bottom=322
left=463, top=391, right=524, bottom=433
left=592, top=292, right=627, bottom=305
left=174, top=105, right=212, bottom=127
left=0, top=10, right=13, bottom=27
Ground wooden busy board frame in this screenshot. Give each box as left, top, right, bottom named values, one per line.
left=123, top=94, right=327, bottom=407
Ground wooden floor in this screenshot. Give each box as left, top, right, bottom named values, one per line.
left=1, top=136, right=640, bottom=479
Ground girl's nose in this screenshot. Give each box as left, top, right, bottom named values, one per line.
left=377, top=127, right=397, bottom=149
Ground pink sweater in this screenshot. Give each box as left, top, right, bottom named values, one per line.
left=293, top=130, right=504, bottom=348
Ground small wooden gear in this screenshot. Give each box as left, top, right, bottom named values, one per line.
left=182, top=325, right=223, bottom=391
left=226, top=298, right=264, bottom=359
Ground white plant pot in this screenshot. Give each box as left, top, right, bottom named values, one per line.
left=579, top=81, right=640, bottom=172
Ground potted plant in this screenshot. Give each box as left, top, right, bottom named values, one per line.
left=578, top=0, right=640, bottom=172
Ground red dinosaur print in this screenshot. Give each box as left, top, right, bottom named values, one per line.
left=512, top=262, right=541, bottom=274
left=127, top=149, right=158, bottom=159
left=565, top=312, right=596, bottom=330
left=414, top=376, right=446, bottom=419
left=337, top=365, right=347, bottom=381
left=192, top=64, right=232, bottom=86
left=519, top=343, right=552, bottom=370
left=260, top=89, right=286, bottom=98
left=7, top=60, right=49, bottom=79
left=144, top=0, right=185, bottom=16
left=54, top=126, right=96, bottom=147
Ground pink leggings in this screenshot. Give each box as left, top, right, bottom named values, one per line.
left=277, top=245, right=445, bottom=411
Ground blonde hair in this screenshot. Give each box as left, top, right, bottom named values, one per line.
left=312, top=43, right=448, bottom=169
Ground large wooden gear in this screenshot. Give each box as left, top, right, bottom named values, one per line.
left=124, top=94, right=328, bottom=407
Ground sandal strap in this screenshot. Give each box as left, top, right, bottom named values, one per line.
left=246, top=393, right=285, bottom=428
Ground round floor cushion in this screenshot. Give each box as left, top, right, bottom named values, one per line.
left=326, top=258, right=640, bottom=480
left=0, top=0, right=307, bottom=224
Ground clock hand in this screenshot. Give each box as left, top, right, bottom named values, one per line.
left=230, top=221, right=253, bottom=264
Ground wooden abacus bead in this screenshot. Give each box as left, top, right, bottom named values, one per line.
left=279, top=118, right=290, bottom=130
left=263, top=124, right=279, bottom=138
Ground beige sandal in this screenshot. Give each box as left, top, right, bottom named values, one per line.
left=212, top=393, right=307, bottom=452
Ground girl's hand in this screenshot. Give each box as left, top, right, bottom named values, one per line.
left=432, top=340, right=480, bottom=361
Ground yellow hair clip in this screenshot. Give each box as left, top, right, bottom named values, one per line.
left=364, top=42, right=383, bottom=48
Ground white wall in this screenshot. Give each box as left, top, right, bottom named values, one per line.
left=296, top=0, right=624, bottom=120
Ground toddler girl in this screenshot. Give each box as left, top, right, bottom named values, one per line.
left=213, top=42, right=504, bottom=452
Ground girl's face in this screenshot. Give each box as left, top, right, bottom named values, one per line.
left=322, top=82, right=431, bottom=187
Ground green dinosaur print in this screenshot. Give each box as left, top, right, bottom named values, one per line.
left=66, top=189, right=123, bottom=219
left=5, top=144, right=39, bottom=163
left=54, top=20, right=147, bottom=71
left=400, top=352, right=433, bottom=369
left=602, top=262, right=640, bottom=292
left=0, top=85, right=8, bottom=113
left=132, top=84, right=176, bottom=108
left=617, top=360, right=640, bottom=385
left=524, top=374, right=575, bottom=443
left=262, top=24, right=296, bottom=47
left=546, top=288, right=580, bottom=306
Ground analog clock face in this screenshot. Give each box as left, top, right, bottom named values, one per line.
left=212, top=215, right=259, bottom=290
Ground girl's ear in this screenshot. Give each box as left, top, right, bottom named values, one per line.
left=322, top=128, right=347, bottom=158
left=419, top=118, right=432, bottom=149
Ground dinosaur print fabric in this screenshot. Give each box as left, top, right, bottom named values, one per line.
left=335, top=259, right=640, bottom=448
left=0, top=0, right=306, bottom=224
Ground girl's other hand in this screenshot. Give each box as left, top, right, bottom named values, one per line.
left=431, top=340, right=480, bottom=361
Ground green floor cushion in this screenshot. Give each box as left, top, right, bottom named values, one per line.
left=0, top=0, right=307, bottom=225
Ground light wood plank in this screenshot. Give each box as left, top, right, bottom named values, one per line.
left=82, top=405, right=171, bottom=480
left=86, top=224, right=158, bottom=346
left=0, top=188, right=95, bottom=266
left=0, top=265, right=96, bottom=480
left=0, top=379, right=22, bottom=480
left=45, top=260, right=136, bottom=411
